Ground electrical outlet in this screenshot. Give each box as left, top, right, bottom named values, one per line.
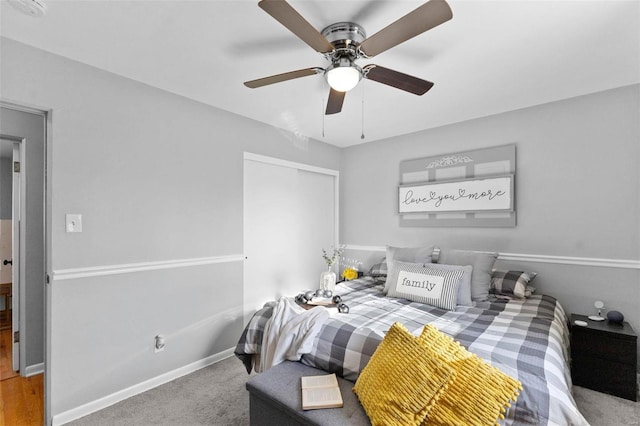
left=154, top=335, right=165, bottom=353
left=66, top=214, right=83, bottom=233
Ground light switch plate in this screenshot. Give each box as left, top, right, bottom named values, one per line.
left=66, top=214, right=82, bottom=233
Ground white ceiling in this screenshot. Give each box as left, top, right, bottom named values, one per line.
left=1, top=0, right=639, bottom=148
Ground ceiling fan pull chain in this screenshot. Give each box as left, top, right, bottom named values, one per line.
left=322, top=81, right=326, bottom=137
left=361, top=82, right=365, bottom=139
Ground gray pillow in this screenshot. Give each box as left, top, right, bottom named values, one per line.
left=383, top=245, right=435, bottom=293
left=438, top=249, right=497, bottom=301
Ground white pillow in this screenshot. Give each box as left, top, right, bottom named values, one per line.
left=386, top=261, right=471, bottom=311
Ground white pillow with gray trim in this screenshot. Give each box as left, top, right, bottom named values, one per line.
left=386, top=260, right=471, bottom=311
left=383, top=245, right=435, bottom=293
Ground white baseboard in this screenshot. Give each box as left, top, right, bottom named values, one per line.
left=51, top=347, right=236, bottom=426
left=23, top=362, right=44, bottom=377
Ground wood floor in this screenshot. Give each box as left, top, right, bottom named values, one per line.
left=0, top=329, right=44, bottom=425
left=0, top=329, right=18, bottom=382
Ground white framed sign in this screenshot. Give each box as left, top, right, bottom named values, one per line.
left=398, top=175, right=514, bottom=214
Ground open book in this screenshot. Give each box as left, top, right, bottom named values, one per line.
left=301, top=373, right=344, bottom=410
left=306, top=297, right=335, bottom=306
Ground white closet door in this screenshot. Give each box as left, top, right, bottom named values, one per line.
left=243, top=156, right=337, bottom=321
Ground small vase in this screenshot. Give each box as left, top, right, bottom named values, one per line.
left=320, top=267, right=337, bottom=292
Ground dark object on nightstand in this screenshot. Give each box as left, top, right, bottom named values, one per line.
left=570, top=313, right=638, bottom=401
left=607, top=310, right=624, bottom=324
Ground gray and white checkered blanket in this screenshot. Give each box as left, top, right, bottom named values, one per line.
left=235, top=277, right=588, bottom=425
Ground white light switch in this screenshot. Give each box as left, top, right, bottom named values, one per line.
left=66, top=214, right=82, bottom=233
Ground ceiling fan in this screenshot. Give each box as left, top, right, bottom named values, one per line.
left=244, top=0, right=453, bottom=115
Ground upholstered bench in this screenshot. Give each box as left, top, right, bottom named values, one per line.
left=246, top=361, right=371, bottom=425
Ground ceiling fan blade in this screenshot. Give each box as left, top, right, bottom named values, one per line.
left=363, top=65, right=434, bottom=95
left=359, top=0, right=452, bottom=58
left=244, top=68, right=321, bottom=88
left=258, top=0, right=334, bottom=53
left=326, top=88, right=346, bottom=115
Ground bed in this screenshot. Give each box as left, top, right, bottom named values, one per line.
left=236, top=273, right=588, bottom=426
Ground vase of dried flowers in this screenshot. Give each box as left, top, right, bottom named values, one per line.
left=320, top=246, right=343, bottom=292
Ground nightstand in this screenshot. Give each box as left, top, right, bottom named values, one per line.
left=570, top=313, right=638, bottom=401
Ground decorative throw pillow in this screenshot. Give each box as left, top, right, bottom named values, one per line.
left=418, top=325, right=522, bottom=426
left=367, top=258, right=388, bottom=277
left=383, top=245, right=435, bottom=293
left=386, top=261, right=470, bottom=311
left=353, top=323, right=455, bottom=426
left=436, top=263, right=474, bottom=307
left=438, top=249, right=497, bottom=302
left=491, top=270, right=537, bottom=299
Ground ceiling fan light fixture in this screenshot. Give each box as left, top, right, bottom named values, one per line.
left=7, top=0, right=46, bottom=17
left=325, top=59, right=362, bottom=92
left=249, top=0, right=454, bottom=115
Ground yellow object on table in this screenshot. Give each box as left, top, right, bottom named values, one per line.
left=341, top=268, right=358, bottom=281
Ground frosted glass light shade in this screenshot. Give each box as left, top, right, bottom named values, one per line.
left=8, top=0, right=47, bottom=17
left=326, top=66, right=361, bottom=92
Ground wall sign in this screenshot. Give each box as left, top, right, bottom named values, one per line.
left=399, top=176, right=514, bottom=214
left=399, top=144, right=516, bottom=227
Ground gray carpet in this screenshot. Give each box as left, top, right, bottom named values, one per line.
left=69, top=356, right=254, bottom=426
left=572, top=384, right=639, bottom=426
left=69, top=356, right=639, bottom=425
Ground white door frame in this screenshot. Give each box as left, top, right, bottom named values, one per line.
left=0, top=134, right=25, bottom=372
left=12, top=139, right=24, bottom=372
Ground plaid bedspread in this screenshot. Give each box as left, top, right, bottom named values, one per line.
left=235, top=277, right=588, bottom=425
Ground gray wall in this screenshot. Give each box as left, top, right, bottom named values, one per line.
left=0, top=107, right=46, bottom=370
left=340, top=84, right=640, bottom=359
left=1, top=37, right=341, bottom=419
left=0, top=156, right=11, bottom=219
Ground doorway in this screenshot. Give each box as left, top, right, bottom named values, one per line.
left=0, top=103, right=48, bottom=424
left=0, top=135, right=23, bottom=379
